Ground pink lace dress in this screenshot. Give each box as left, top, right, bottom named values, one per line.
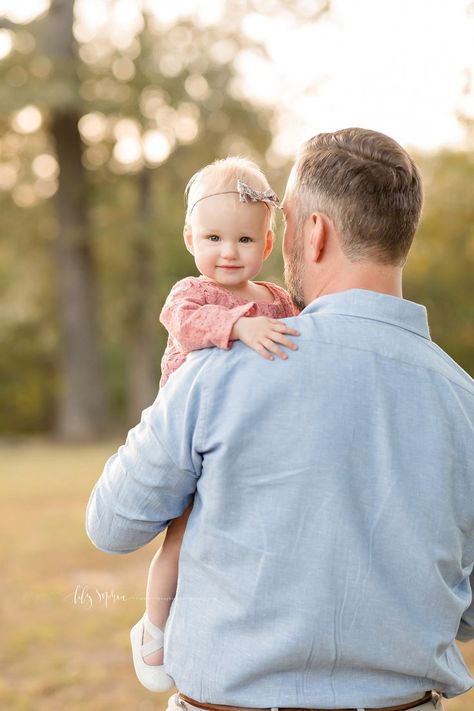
left=159, top=276, right=298, bottom=387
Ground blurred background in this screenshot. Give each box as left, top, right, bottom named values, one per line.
left=1, top=0, right=473, bottom=709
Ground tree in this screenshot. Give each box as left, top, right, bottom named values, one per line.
left=0, top=0, right=330, bottom=434
left=1, top=0, right=109, bottom=439
left=404, top=150, right=474, bottom=374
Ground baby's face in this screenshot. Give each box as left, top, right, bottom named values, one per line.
left=184, top=192, right=273, bottom=290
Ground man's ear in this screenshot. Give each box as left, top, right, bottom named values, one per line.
left=263, top=229, right=273, bottom=261
left=308, top=212, right=327, bottom=263
left=183, top=225, right=194, bottom=255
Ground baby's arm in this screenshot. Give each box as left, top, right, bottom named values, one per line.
left=160, top=278, right=257, bottom=351
left=231, top=317, right=299, bottom=361
left=160, top=278, right=299, bottom=359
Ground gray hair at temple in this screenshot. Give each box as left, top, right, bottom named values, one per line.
left=286, top=128, right=423, bottom=266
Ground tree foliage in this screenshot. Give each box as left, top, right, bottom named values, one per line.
left=2, top=1, right=471, bottom=437
left=0, top=0, right=327, bottom=435
left=404, top=150, right=474, bottom=374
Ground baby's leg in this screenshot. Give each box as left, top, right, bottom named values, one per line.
left=142, top=503, right=193, bottom=664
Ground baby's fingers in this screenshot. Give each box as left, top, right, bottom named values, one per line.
left=255, top=342, right=276, bottom=361
left=269, top=330, right=298, bottom=351
left=261, top=338, right=288, bottom=361
left=270, top=320, right=300, bottom=337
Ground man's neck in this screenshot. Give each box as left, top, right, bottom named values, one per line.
left=307, top=264, right=403, bottom=303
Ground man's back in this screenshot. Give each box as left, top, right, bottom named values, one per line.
left=161, top=289, right=474, bottom=707
left=86, top=288, right=474, bottom=708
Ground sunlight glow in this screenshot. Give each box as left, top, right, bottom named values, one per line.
left=34, top=179, right=58, bottom=199
left=113, top=136, right=142, bottom=165
left=12, top=29, right=35, bottom=54
left=1, top=0, right=473, bottom=163
left=246, top=0, right=474, bottom=153
left=0, top=163, right=18, bottom=191
left=146, top=0, right=196, bottom=26
left=78, top=113, right=108, bottom=144
left=112, top=57, right=135, bottom=82
left=32, top=154, right=59, bottom=181
left=84, top=145, right=109, bottom=169
left=0, top=0, right=49, bottom=24
left=113, top=118, right=140, bottom=142
left=184, top=74, right=210, bottom=101
left=12, top=183, right=38, bottom=208
left=209, top=39, right=237, bottom=64
left=12, top=106, right=42, bottom=134
left=30, top=56, right=53, bottom=79
left=140, top=88, right=169, bottom=119
left=159, top=54, right=184, bottom=79
left=142, top=130, right=172, bottom=165
left=109, top=0, right=144, bottom=50
left=73, top=0, right=109, bottom=43
left=174, top=104, right=200, bottom=144
left=0, top=29, right=13, bottom=60
left=172, top=118, right=198, bottom=144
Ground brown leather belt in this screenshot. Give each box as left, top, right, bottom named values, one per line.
left=177, top=690, right=437, bottom=711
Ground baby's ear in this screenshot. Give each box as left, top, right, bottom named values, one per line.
left=183, top=225, right=194, bottom=255
left=263, top=229, right=273, bottom=260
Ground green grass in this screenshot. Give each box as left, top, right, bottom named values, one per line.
left=2, top=440, right=474, bottom=710
left=1, top=439, right=171, bottom=711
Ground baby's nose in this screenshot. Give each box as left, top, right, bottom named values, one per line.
left=221, top=242, right=238, bottom=258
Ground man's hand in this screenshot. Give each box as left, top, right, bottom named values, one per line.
left=231, top=317, right=300, bottom=361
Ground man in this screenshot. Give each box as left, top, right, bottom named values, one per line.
left=86, top=128, right=474, bottom=711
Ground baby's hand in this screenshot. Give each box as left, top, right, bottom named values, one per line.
left=231, top=316, right=300, bottom=361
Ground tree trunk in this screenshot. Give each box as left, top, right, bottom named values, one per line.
left=51, top=112, right=108, bottom=439
left=46, top=0, right=108, bottom=439
left=126, top=168, right=159, bottom=425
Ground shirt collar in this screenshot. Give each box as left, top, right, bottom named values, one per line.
left=300, top=288, right=431, bottom=340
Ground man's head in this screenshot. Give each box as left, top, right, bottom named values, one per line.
left=282, top=128, right=423, bottom=309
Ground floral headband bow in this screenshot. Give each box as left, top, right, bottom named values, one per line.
left=236, top=180, right=280, bottom=208
left=189, top=179, right=280, bottom=214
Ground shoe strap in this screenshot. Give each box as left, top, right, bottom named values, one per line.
left=141, top=637, right=163, bottom=656
left=143, top=612, right=165, bottom=651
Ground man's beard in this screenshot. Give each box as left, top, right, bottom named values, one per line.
left=284, top=239, right=306, bottom=311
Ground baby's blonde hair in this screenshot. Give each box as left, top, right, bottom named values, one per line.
left=184, top=156, right=277, bottom=227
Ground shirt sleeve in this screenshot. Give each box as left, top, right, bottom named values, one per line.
left=85, top=355, right=209, bottom=554
left=456, top=568, right=474, bottom=642
left=160, top=278, right=256, bottom=351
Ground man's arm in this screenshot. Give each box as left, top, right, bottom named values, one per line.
left=456, top=567, right=474, bottom=642
left=85, top=353, right=208, bottom=554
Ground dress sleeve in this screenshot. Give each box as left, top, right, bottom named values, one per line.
left=160, top=278, right=257, bottom=351
left=265, top=282, right=300, bottom=316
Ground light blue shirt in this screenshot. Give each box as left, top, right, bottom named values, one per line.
left=86, top=288, right=474, bottom=708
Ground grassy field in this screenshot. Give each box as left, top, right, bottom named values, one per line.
left=2, top=440, right=474, bottom=711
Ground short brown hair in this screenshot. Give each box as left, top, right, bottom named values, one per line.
left=290, top=128, right=423, bottom=265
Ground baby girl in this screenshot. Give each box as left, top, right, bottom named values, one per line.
left=130, top=156, right=299, bottom=691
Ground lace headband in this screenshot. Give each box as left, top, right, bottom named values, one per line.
left=188, top=179, right=280, bottom=215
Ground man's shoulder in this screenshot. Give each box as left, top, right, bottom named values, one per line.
left=178, top=338, right=288, bottom=398
left=422, top=340, right=474, bottom=396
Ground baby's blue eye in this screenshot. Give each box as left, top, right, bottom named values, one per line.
left=240, top=236, right=253, bottom=243
left=208, top=235, right=220, bottom=242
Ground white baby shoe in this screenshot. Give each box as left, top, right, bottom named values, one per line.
left=130, top=613, right=175, bottom=692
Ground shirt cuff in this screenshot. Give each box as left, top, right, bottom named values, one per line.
left=456, top=621, right=474, bottom=642
left=216, top=302, right=257, bottom=349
